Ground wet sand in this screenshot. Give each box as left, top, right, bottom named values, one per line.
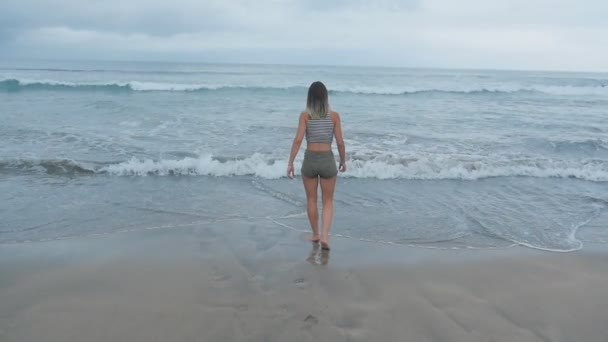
left=1, top=222, right=608, bottom=342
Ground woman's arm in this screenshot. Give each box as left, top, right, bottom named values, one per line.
left=287, top=112, right=307, bottom=178
left=333, top=112, right=347, bottom=172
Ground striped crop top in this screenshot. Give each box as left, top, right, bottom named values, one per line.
left=305, top=112, right=334, bottom=144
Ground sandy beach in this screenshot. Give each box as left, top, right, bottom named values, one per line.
left=1, top=220, right=608, bottom=342
left=3, top=1, right=608, bottom=341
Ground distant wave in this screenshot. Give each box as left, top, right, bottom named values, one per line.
left=3, top=155, right=607, bottom=182
left=0, top=78, right=308, bottom=92
left=2, top=78, right=607, bottom=96
left=0, top=78, right=208, bottom=92
left=1, top=79, right=132, bottom=92
left=1, top=67, right=263, bottom=76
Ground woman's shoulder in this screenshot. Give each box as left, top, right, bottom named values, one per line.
left=299, top=111, right=310, bottom=122
left=329, top=111, right=340, bottom=121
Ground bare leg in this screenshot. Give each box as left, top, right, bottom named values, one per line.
left=302, top=176, right=320, bottom=241
left=319, top=176, right=337, bottom=248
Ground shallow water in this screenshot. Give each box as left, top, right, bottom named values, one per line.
left=1, top=60, right=607, bottom=251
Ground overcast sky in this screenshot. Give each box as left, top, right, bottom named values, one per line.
left=1, top=0, right=607, bottom=71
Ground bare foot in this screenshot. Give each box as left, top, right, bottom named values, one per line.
left=320, top=241, right=330, bottom=251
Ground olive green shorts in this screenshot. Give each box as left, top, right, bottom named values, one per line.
left=301, top=150, right=338, bottom=179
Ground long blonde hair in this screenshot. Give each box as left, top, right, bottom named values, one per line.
left=306, top=81, right=330, bottom=119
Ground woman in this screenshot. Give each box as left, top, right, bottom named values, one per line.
left=287, top=81, right=346, bottom=251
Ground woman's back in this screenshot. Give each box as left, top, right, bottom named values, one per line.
left=305, top=112, right=334, bottom=145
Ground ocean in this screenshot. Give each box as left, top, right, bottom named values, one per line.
left=1, top=60, right=607, bottom=252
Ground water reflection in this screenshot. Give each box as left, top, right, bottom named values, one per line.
left=306, top=243, right=330, bottom=265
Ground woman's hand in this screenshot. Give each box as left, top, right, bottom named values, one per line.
left=287, top=164, right=295, bottom=179
left=339, top=162, right=347, bottom=173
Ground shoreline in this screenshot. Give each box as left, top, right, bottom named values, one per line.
left=2, top=223, right=608, bottom=341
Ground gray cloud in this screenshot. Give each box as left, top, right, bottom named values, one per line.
left=299, top=0, right=422, bottom=12
left=1, top=0, right=607, bottom=71
left=0, top=0, right=245, bottom=36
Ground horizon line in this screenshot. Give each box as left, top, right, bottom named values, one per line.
left=1, top=56, right=607, bottom=75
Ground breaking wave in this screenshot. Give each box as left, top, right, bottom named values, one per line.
left=2, top=78, right=607, bottom=96
left=4, top=154, right=607, bottom=182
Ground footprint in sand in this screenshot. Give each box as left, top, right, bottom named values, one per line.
left=212, top=274, right=231, bottom=281
left=294, top=278, right=307, bottom=289
left=304, top=314, right=319, bottom=325
left=211, top=267, right=232, bottom=282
